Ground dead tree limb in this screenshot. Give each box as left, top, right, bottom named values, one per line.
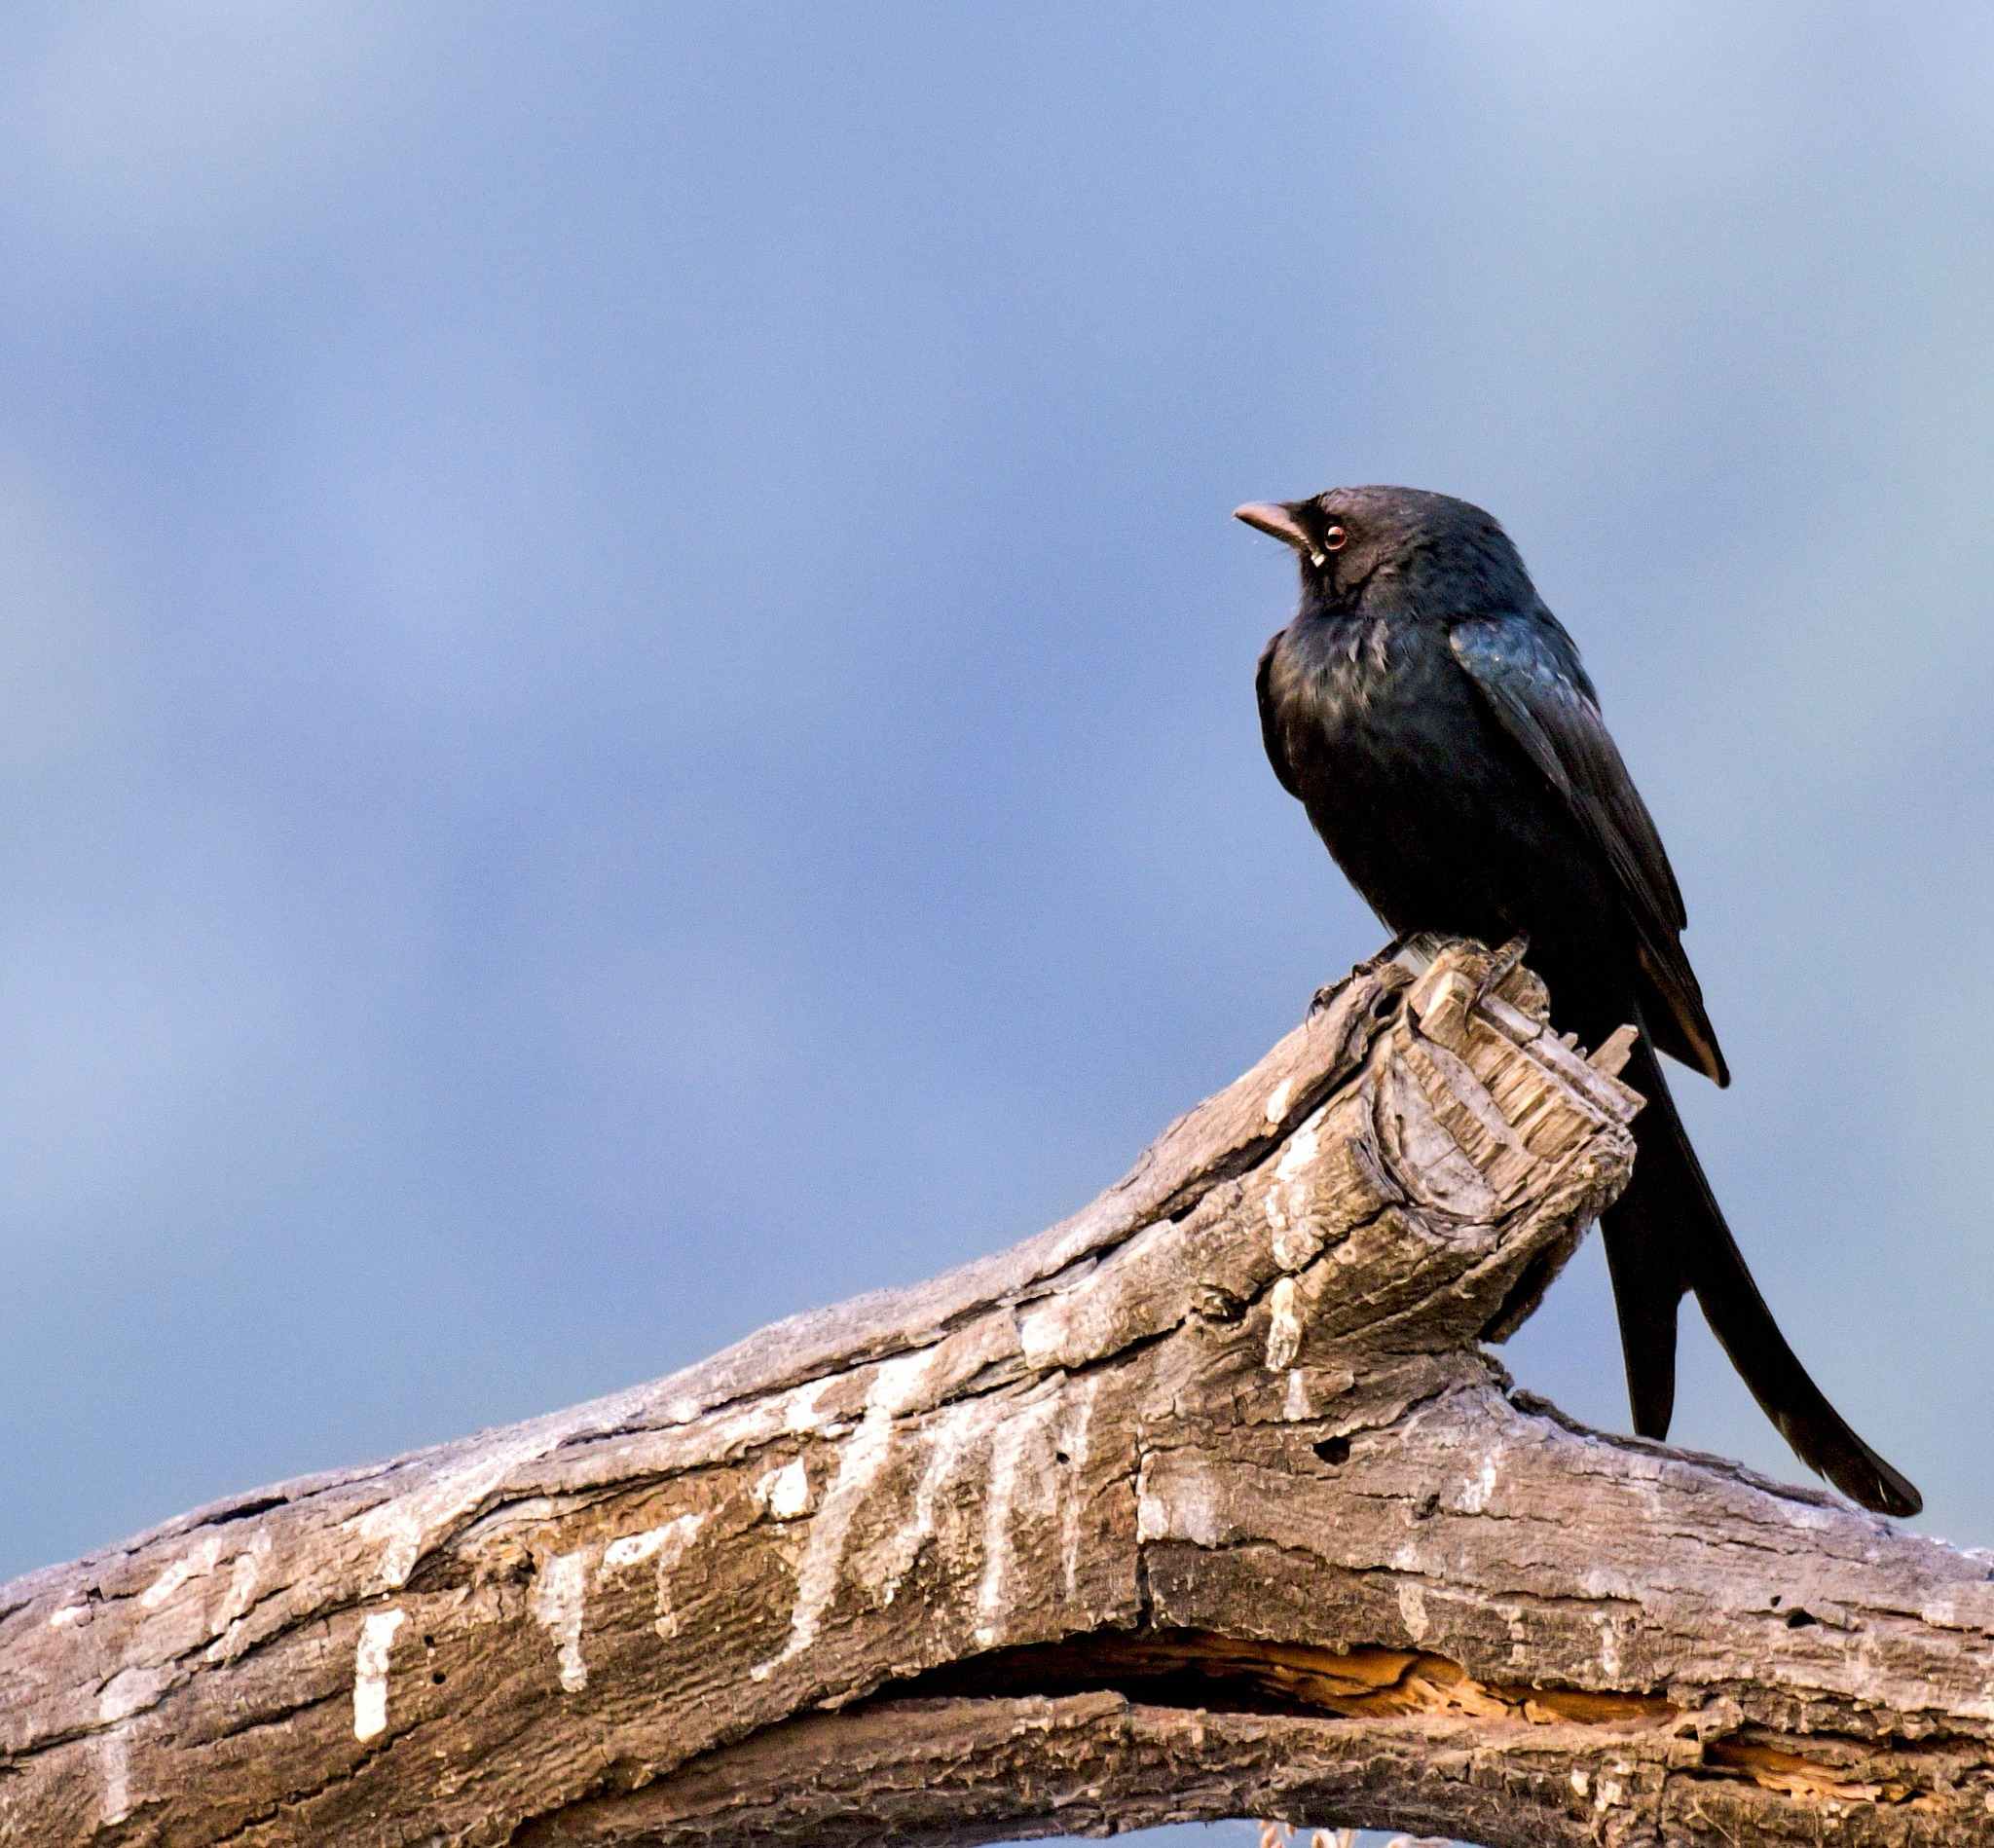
left=3, top=938, right=1988, bottom=1847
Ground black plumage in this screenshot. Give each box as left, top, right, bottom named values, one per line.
left=1239, top=484, right=1918, bottom=1517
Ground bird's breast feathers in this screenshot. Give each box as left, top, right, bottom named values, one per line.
left=1277, top=611, right=1459, bottom=736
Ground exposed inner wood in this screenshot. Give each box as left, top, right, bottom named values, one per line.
left=905, top=1628, right=1682, bottom=1727
left=2, top=937, right=1984, bottom=1848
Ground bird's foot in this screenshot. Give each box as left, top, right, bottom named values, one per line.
left=1352, top=932, right=1411, bottom=977
left=1472, top=934, right=1531, bottom=1013
left=1311, top=934, right=1417, bottom=1016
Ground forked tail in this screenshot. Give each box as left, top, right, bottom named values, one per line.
left=1600, top=1032, right=1920, bottom=1517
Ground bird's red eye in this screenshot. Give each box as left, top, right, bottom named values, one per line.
left=1322, top=525, right=1348, bottom=551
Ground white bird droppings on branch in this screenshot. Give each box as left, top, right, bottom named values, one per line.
left=1265, top=1275, right=1305, bottom=1369
left=532, top=1551, right=589, bottom=1692
left=352, top=1608, right=406, bottom=1742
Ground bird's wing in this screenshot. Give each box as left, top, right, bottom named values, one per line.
left=1255, top=630, right=1302, bottom=798
left=1450, top=611, right=1729, bottom=1086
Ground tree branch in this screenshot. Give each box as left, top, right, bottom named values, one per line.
left=4, top=939, right=1987, bottom=1847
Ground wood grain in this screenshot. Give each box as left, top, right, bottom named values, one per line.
left=4, top=939, right=1984, bottom=1847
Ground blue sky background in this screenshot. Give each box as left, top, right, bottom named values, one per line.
left=6, top=7, right=1993, bottom=1844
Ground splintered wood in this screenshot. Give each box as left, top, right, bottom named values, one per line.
left=2, top=939, right=1988, bottom=1848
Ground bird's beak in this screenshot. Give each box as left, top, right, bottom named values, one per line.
left=1233, top=501, right=1309, bottom=551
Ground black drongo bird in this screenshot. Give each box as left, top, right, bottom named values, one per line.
left=1237, top=484, right=1919, bottom=1516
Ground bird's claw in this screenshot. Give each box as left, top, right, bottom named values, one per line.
left=1472, top=933, right=1531, bottom=1012
left=1312, top=935, right=1418, bottom=1018
left=1351, top=932, right=1411, bottom=977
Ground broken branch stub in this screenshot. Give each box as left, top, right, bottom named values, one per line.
left=4, top=938, right=1990, bottom=1847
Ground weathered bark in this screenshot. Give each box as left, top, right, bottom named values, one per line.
left=3, top=938, right=1987, bottom=1848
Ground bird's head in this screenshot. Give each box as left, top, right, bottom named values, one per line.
left=1234, top=485, right=1531, bottom=614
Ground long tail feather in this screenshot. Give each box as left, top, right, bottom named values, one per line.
left=1603, top=1032, right=1920, bottom=1517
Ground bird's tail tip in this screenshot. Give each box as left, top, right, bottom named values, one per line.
left=1776, top=1412, right=1922, bottom=1518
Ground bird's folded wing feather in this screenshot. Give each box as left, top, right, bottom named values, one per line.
left=1449, top=611, right=1729, bottom=1086
left=1255, top=630, right=1302, bottom=798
